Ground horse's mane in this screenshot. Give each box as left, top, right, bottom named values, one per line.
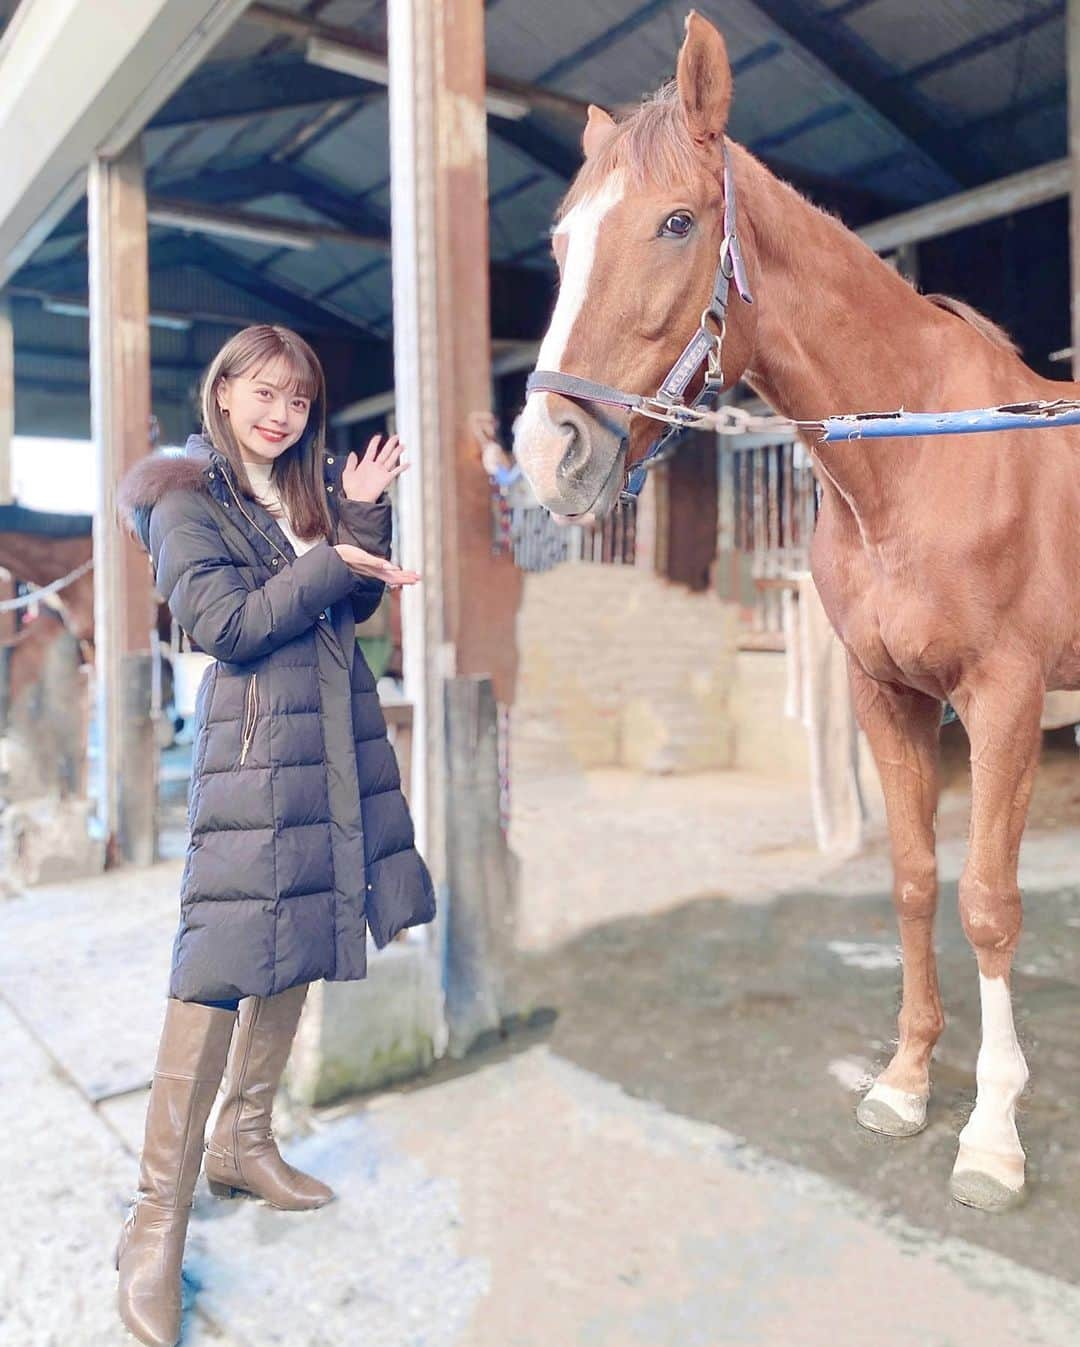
left=559, top=82, right=699, bottom=217
left=560, top=85, right=1022, bottom=362
left=922, top=294, right=1018, bottom=354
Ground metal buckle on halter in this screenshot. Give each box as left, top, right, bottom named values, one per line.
left=638, top=396, right=712, bottom=429
left=718, top=232, right=736, bottom=280
left=699, top=305, right=727, bottom=382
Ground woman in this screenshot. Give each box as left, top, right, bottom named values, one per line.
left=114, top=324, right=436, bottom=1347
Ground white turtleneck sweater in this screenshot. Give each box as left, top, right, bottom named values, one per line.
left=242, top=457, right=319, bottom=557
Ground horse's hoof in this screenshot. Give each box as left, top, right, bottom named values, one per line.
left=856, top=1084, right=927, bottom=1137
left=950, top=1169, right=1026, bottom=1212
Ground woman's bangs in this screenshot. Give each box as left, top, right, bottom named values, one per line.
left=243, top=347, right=318, bottom=402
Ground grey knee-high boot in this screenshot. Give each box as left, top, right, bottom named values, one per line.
left=114, top=998, right=237, bottom=1347
left=204, top=982, right=334, bottom=1210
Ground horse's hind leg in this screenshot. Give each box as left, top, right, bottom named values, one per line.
left=948, top=669, right=1041, bottom=1211
left=849, top=663, right=944, bottom=1137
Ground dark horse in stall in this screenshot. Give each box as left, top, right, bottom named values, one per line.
left=0, top=503, right=171, bottom=798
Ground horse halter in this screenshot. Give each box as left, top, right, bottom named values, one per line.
left=525, top=141, right=754, bottom=503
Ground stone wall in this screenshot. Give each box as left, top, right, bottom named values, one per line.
left=512, top=562, right=739, bottom=777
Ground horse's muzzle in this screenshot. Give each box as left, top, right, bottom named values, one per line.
left=514, top=390, right=626, bottom=516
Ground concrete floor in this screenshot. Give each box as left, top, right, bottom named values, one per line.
left=1, top=735, right=1079, bottom=1346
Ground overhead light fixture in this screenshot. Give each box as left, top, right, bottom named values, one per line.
left=306, top=36, right=388, bottom=84
left=147, top=203, right=316, bottom=252
left=482, top=90, right=530, bottom=121
left=305, top=36, right=529, bottom=120
left=42, top=299, right=192, bottom=331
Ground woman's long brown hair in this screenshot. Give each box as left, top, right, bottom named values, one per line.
left=200, top=324, right=332, bottom=542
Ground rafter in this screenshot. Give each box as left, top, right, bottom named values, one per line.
left=18, top=210, right=557, bottom=342
left=244, top=2, right=591, bottom=122
left=900, top=3, right=1063, bottom=85
left=15, top=235, right=367, bottom=336
left=741, top=0, right=979, bottom=189
left=149, top=54, right=369, bottom=127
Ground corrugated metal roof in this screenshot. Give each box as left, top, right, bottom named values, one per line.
left=6, top=0, right=1071, bottom=419
left=299, top=99, right=393, bottom=194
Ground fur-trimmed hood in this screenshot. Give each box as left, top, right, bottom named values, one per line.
left=116, top=434, right=216, bottom=551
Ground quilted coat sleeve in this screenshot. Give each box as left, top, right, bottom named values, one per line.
left=335, top=492, right=393, bottom=625
left=149, top=489, right=357, bottom=662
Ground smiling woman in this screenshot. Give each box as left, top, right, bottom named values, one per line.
left=112, top=321, right=433, bottom=1347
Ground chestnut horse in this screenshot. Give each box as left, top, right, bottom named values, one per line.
left=513, top=10, right=1080, bottom=1211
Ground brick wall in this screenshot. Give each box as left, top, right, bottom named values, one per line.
left=512, top=563, right=738, bottom=777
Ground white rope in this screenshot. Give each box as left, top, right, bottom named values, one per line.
left=0, top=557, right=94, bottom=613
left=636, top=398, right=800, bottom=438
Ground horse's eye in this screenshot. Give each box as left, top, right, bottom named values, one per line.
left=660, top=211, right=693, bottom=239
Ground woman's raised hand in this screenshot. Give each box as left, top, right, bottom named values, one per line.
left=341, top=434, right=410, bottom=503
left=333, top=543, right=420, bottom=588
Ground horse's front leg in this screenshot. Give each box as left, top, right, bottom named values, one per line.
left=948, top=668, right=1042, bottom=1211
left=849, top=661, right=944, bottom=1136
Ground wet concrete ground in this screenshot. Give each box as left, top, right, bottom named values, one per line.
left=3, top=732, right=1078, bottom=1343
left=513, top=877, right=1080, bottom=1286
left=500, top=728, right=1080, bottom=1289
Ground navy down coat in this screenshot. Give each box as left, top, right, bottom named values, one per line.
left=118, top=434, right=435, bottom=1002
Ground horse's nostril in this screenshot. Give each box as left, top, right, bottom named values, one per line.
left=556, top=418, right=589, bottom=479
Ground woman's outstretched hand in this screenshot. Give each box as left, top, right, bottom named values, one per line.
left=333, top=543, right=420, bottom=589
left=341, top=434, right=410, bottom=502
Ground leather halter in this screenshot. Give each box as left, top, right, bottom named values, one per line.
left=525, top=141, right=753, bottom=502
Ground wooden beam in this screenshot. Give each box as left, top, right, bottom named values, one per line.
left=389, top=0, right=520, bottom=1056
left=859, top=158, right=1071, bottom=254
left=1070, top=0, right=1080, bottom=379
left=146, top=198, right=388, bottom=251
left=388, top=0, right=522, bottom=850
left=0, top=292, right=14, bottom=651
left=88, top=138, right=158, bottom=867
left=331, top=342, right=540, bottom=427
left=149, top=54, right=369, bottom=127
left=0, top=294, right=12, bottom=505
left=249, top=1, right=590, bottom=123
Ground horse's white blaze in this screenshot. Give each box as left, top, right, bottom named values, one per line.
left=534, top=173, right=625, bottom=374
left=954, top=974, right=1029, bottom=1188
left=514, top=174, right=626, bottom=503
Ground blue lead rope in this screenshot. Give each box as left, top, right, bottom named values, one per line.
left=819, top=399, right=1080, bottom=442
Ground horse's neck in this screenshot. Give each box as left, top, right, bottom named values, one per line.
left=736, top=153, right=1043, bottom=521
left=60, top=572, right=95, bottom=643
left=0, top=532, right=91, bottom=587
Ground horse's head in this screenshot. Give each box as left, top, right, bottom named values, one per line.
left=514, top=11, right=757, bottom=520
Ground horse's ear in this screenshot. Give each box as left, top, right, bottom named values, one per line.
left=583, top=104, right=617, bottom=159
left=677, top=10, right=732, bottom=147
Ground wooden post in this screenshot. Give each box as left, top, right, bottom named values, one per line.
left=388, top=0, right=521, bottom=1054
left=444, top=676, right=517, bottom=1056
left=664, top=432, right=719, bottom=591
left=0, top=293, right=14, bottom=645
left=1066, top=0, right=1071, bottom=377
left=0, top=292, right=14, bottom=744
left=0, top=294, right=12, bottom=507
left=88, top=137, right=158, bottom=866
left=388, top=0, right=523, bottom=869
